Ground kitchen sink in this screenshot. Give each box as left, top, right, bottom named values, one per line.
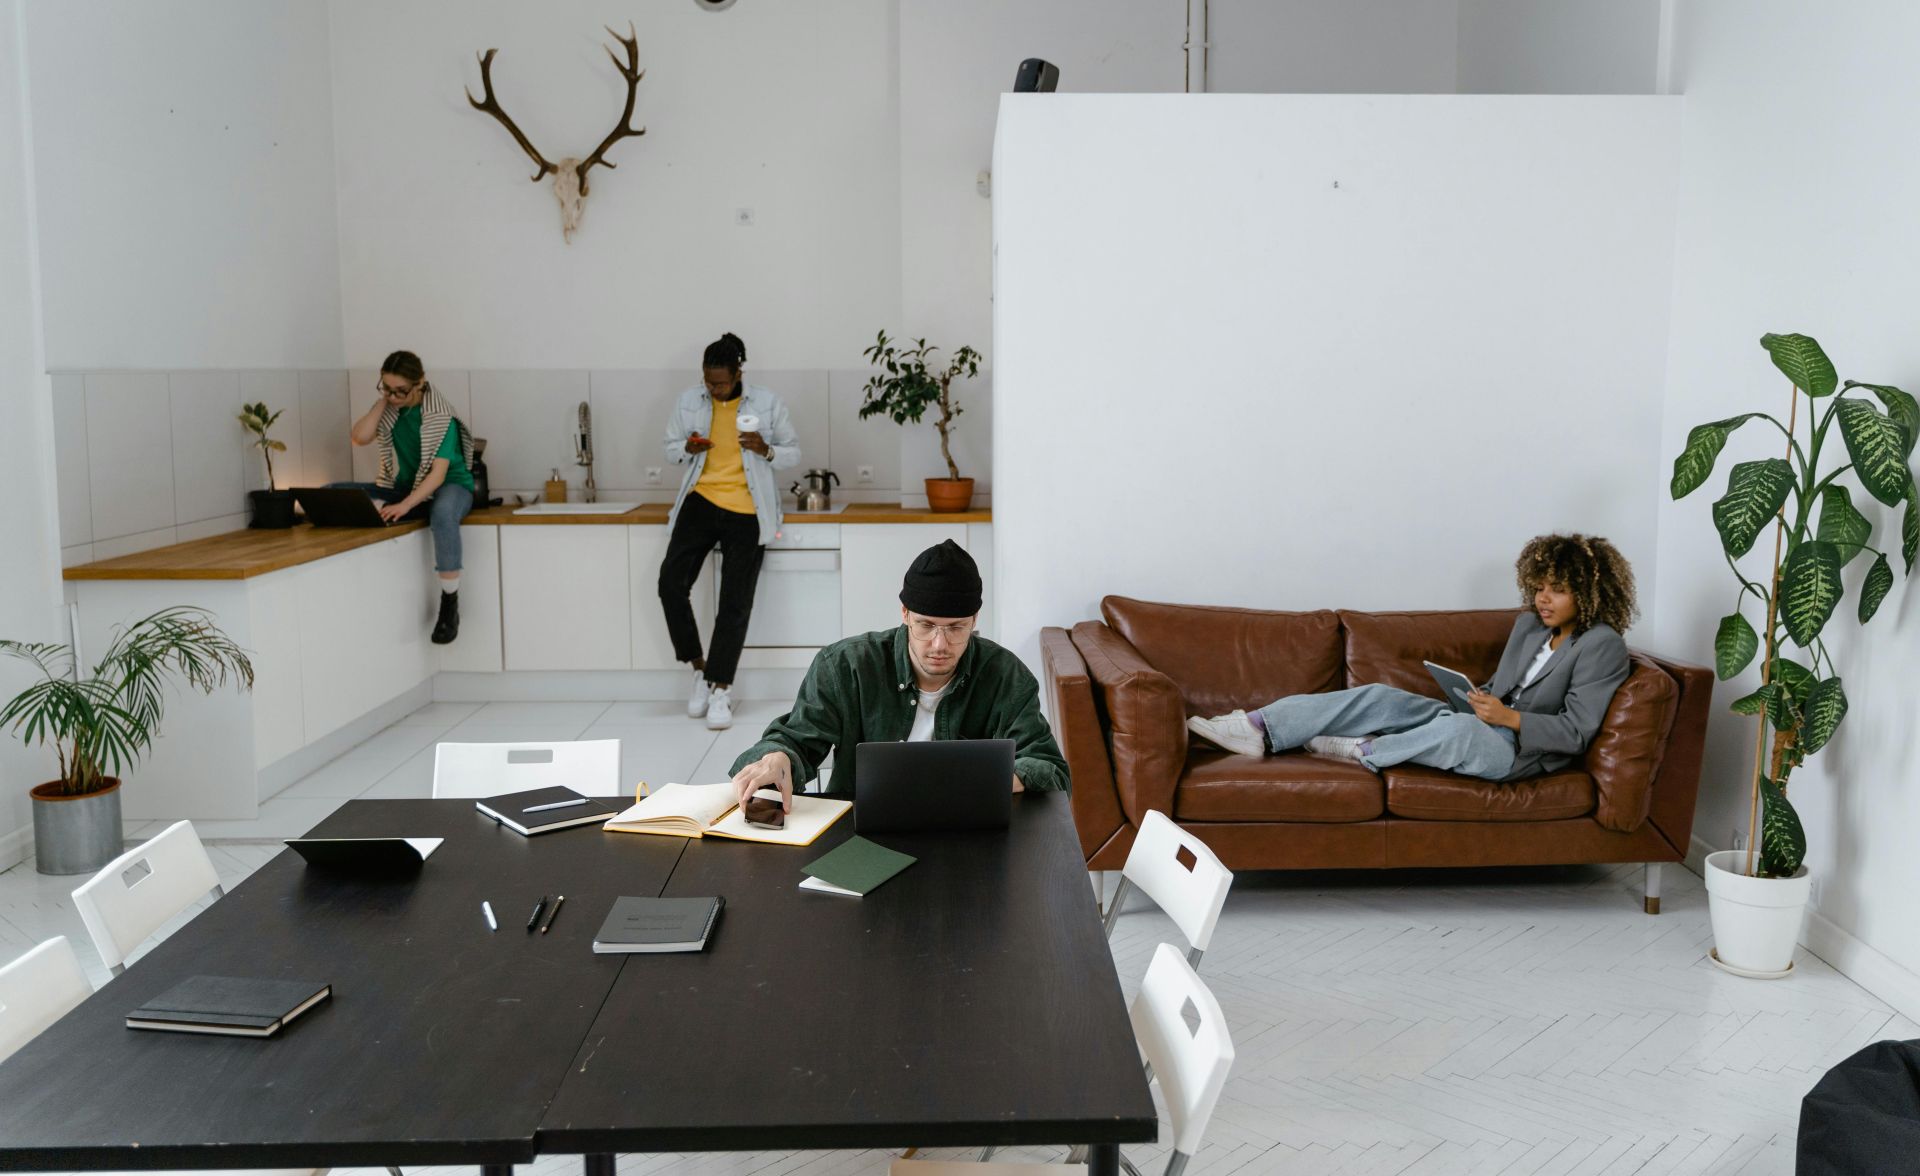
left=511, top=502, right=642, bottom=516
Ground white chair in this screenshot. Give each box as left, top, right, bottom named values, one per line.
left=0, top=937, right=325, bottom=1176
left=1104, top=810, right=1233, bottom=968
left=897, top=943, right=1236, bottom=1176
left=71, top=820, right=223, bottom=977
left=431, top=738, right=625, bottom=799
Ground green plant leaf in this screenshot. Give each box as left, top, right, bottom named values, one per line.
left=1834, top=397, right=1913, bottom=506
left=1729, top=683, right=1774, bottom=716
left=1760, top=333, right=1838, bottom=397
left=1846, top=380, right=1920, bottom=457
left=1711, top=458, right=1794, bottom=557
left=1801, top=676, right=1848, bottom=755
left=1713, top=612, right=1758, bottom=680
left=1904, top=493, right=1918, bottom=575
left=1671, top=414, right=1761, bottom=500
left=1858, top=553, right=1894, bottom=623
left=1778, top=540, right=1844, bottom=648
left=1765, top=681, right=1801, bottom=732
left=1758, top=775, right=1807, bottom=877
left=1815, top=484, right=1872, bottom=560
left=1770, top=658, right=1815, bottom=704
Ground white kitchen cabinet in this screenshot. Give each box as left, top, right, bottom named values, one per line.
left=839, top=523, right=967, bottom=636
left=246, top=572, right=305, bottom=769
left=437, top=525, right=504, bottom=673
left=628, top=528, right=715, bottom=670
left=299, top=531, right=433, bottom=742
left=501, top=526, right=633, bottom=670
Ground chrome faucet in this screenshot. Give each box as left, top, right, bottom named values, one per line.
left=575, top=401, right=597, bottom=503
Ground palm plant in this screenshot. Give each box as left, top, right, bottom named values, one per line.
left=0, top=608, right=254, bottom=796
left=858, top=331, right=983, bottom=481
left=238, top=401, right=288, bottom=490
left=1671, top=333, right=1918, bottom=878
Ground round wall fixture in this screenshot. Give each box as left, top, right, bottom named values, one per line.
left=693, top=0, right=738, bottom=11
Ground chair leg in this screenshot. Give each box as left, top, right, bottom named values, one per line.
left=387, top=1167, right=404, bottom=1176
left=1644, top=862, right=1662, bottom=915
left=979, top=1146, right=997, bottom=1160
left=1103, top=877, right=1133, bottom=938
left=1067, top=1145, right=1090, bottom=1163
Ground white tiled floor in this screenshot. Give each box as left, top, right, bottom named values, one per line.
left=2, top=696, right=1912, bottom=1175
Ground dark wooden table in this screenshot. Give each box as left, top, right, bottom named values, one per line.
left=0, top=794, right=1155, bottom=1174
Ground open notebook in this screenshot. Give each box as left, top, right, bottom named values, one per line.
left=603, top=782, right=849, bottom=847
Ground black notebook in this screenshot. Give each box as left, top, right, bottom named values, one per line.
left=592, top=896, right=724, bottom=954
left=127, top=975, right=331, bottom=1038
left=475, top=786, right=626, bottom=836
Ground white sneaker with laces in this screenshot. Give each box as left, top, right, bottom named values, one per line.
left=686, top=669, right=711, bottom=718
left=1185, top=710, right=1265, bottom=757
left=1304, top=734, right=1370, bottom=760
left=705, top=686, right=733, bottom=730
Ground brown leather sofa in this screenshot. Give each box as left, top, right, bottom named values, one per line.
left=1041, top=597, right=1713, bottom=911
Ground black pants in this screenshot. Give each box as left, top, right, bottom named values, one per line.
left=658, top=492, right=765, bottom=686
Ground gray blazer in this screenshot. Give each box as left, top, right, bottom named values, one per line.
left=1483, top=613, right=1630, bottom=780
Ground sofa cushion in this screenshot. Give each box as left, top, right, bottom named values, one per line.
left=1103, top=596, right=1344, bottom=718
left=1174, top=750, right=1384, bottom=823
left=1340, top=609, right=1522, bottom=696
left=1384, top=763, right=1594, bottom=822
left=1585, top=654, right=1680, bottom=832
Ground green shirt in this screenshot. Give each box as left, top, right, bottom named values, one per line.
left=392, top=406, right=474, bottom=492
left=731, top=627, right=1069, bottom=795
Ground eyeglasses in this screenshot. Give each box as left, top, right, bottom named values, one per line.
left=907, top=619, right=974, bottom=642
left=379, top=382, right=415, bottom=400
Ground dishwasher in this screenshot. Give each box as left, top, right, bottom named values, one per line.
left=742, top=523, right=840, bottom=648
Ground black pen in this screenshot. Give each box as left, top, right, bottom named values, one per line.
left=539, top=894, right=566, bottom=934
left=528, top=895, right=549, bottom=931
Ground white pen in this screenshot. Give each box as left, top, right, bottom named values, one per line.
left=522, top=797, right=588, bottom=813
left=482, top=901, right=498, bottom=931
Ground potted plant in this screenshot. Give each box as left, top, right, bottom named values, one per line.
left=858, top=331, right=984, bottom=512
left=1, top=608, right=254, bottom=874
left=240, top=400, right=295, bottom=528
left=1671, top=333, right=1917, bottom=976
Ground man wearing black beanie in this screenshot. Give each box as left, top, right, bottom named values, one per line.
left=729, top=539, right=1067, bottom=810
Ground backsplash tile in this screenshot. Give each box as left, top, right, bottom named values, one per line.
left=50, top=374, right=91, bottom=547
left=83, top=373, right=174, bottom=542
left=299, top=370, right=352, bottom=486
left=169, top=370, right=245, bottom=524
left=586, top=369, right=681, bottom=501
left=828, top=368, right=903, bottom=492
left=470, top=370, right=590, bottom=493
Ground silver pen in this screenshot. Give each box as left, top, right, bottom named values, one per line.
left=523, top=797, right=589, bottom=813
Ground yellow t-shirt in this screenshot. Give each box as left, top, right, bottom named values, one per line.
left=692, top=396, right=757, bottom=515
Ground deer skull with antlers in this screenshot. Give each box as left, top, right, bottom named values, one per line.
left=465, top=24, right=647, bottom=242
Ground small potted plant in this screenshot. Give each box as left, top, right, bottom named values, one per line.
left=1670, top=333, right=1917, bottom=976
left=1, top=608, right=254, bottom=874
left=858, top=331, right=984, bottom=512
left=239, top=401, right=295, bottom=528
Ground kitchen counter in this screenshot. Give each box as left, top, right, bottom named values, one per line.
left=463, top=503, right=991, bottom=525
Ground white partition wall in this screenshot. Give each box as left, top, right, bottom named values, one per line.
left=990, top=94, right=1682, bottom=665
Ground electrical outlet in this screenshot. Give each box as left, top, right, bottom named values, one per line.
left=734, top=207, right=755, bottom=227
left=645, top=467, right=662, bottom=485
left=857, top=465, right=874, bottom=484
left=1730, top=828, right=1746, bottom=852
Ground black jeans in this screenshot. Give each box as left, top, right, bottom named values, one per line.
left=658, top=492, right=765, bottom=686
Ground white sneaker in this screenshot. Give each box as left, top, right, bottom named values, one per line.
left=1185, top=711, right=1265, bottom=757
left=705, top=686, right=733, bottom=730
left=1304, top=734, right=1370, bottom=761
left=687, top=669, right=710, bottom=718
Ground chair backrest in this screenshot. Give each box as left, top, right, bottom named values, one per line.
left=0, top=937, right=92, bottom=1063
left=1132, top=942, right=1235, bottom=1161
left=1123, top=810, right=1233, bottom=959
left=70, top=820, right=222, bottom=974
left=431, top=739, right=624, bottom=799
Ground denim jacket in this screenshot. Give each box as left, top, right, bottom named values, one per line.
left=662, top=383, right=800, bottom=545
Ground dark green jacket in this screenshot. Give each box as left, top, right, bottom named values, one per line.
left=731, top=627, right=1069, bottom=795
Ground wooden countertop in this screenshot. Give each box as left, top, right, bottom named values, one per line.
left=64, top=504, right=992, bottom=581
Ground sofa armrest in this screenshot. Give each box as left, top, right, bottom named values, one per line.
left=1041, top=626, right=1124, bottom=861
left=1585, top=653, right=1680, bottom=833
left=1070, top=621, right=1187, bottom=828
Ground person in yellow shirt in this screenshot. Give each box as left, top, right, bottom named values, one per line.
left=659, top=333, right=800, bottom=730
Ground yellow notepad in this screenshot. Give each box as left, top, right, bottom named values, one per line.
left=602, top=782, right=850, bottom=847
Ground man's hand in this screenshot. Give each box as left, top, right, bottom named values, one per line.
left=1467, top=689, right=1521, bottom=730
left=685, top=434, right=713, bottom=455
left=733, top=751, right=794, bottom=813
left=739, top=431, right=770, bottom=457
left=377, top=500, right=411, bottom=523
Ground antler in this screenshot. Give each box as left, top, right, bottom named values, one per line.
left=465, top=48, right=558, bottom=183
left=575, top=23, right=647, bottom=195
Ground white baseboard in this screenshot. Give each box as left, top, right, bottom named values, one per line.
left=0, top=825, right=30, bottom=874
left=433, top=669, right=807, bottom=703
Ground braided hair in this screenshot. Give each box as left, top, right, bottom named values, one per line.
left=1513, top=533, right=1638, bottom=636
left=702, top=332, right=747, bottom=372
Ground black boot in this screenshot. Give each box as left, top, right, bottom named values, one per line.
left=432, top=590, right=460, bottom=644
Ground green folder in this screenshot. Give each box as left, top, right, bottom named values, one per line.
left=800, top=836, right=916, bottom=896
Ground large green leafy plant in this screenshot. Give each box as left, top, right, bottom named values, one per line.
left=1672, top=333, right=1918, bottom=877
left=0, top=608, right=254, bottom=796
left=857, top=331, right=982, bottom=481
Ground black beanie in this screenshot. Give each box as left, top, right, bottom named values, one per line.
left=899, top=539, right=982, bottom=618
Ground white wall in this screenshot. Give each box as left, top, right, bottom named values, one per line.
left=1456, top=0, right=1663, bottom=94
left=1208, top=0, right=1460, bottom=94
left=1655, top=0, right=1920, bottom=992
left=25, top=1, right=344, bottom=370
left=992, top=93, right=1681, bottom=665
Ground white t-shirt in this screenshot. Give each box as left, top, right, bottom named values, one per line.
left=1517, top=632, right=1559, bottom=691
left=907, top=683, right=949, bottom=742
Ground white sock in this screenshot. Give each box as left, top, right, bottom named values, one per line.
left=441, top=575, right=460, bottom=594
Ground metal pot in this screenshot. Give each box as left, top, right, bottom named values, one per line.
left=31, top=778, right=124, bottom=875
left=789, top=468, right=841, bottom=512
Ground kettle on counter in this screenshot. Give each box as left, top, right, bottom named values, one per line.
left=789, top=468, right=841, bottom=512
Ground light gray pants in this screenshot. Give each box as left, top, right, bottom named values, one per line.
left=1256, top=683, right=1517, bottom=779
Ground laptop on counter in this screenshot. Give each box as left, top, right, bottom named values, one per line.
left=293, top=487, right=390, bottom=527
left=854, top=738, right=1015, bottom=834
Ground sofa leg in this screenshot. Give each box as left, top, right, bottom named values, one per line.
left=1644, top=862, right=1662, bottom=915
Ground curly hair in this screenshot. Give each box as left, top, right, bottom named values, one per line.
left=1514, top=533, right=1638, bottom=636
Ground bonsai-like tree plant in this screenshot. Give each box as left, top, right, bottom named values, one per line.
left=858, top=331, right=983, bottom=487
left=0, top=607, right=254, bottom=796
left=1671, top=333, right=1918, bottom=878
left=239, top=401, right=287, bottom=490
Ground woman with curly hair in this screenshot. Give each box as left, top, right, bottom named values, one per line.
left=1187, top=534, right=1639, bottom=781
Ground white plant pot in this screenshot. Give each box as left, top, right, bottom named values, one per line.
left=1703, top=849, right=1810, bottom=976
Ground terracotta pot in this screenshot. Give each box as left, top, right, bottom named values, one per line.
left=30, top=778, right=124, bottom=875
left=925, top=477, right=976, bottom=513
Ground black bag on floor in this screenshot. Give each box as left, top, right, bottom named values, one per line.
left=1799, top=1039, right=1920, bottom=1175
